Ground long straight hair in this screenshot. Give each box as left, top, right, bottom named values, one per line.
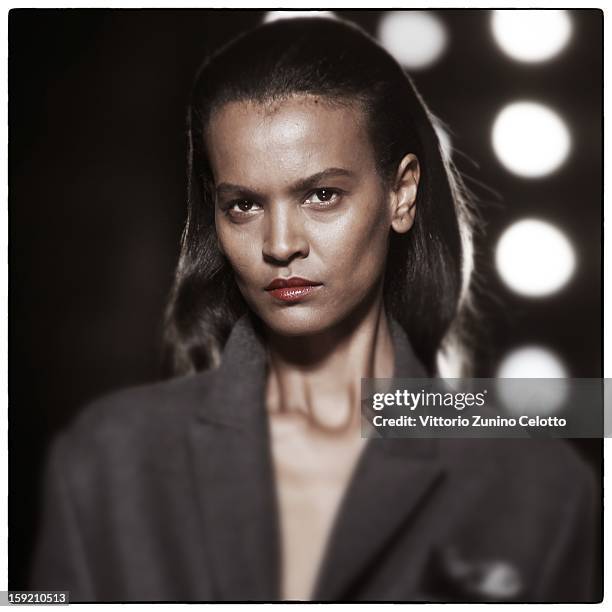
left=163, top=17, right=476, bottom=376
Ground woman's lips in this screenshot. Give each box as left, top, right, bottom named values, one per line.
left=265, top=277, right=322, bottom=303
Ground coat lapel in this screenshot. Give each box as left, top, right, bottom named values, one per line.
left=186, top=314, right=444, bottom=601
left=310, top=438, right=443, bottom=600
left=186, top=314, right=281, bottom=600
left=310, top=318, right=444, bottom=600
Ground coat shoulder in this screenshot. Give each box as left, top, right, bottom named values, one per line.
left=52, top=369, right=219, bottom=463
left=439, top=436, right=598, bottom=517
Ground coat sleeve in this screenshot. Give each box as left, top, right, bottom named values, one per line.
left=532, top=461, right=601, bottom=602
left=28, top=432, right=95, bottom=602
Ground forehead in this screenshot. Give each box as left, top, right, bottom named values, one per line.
left=205, top=95, right=376, bottom=186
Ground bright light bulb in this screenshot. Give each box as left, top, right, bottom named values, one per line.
left=264, top=11, right=335, bottom=23
left=495, top=218, right=576, bottom=297
left=496, top=346, right=568, bottom=416
left=491, top=10, right=572, bottom=63
left=492, top=101, right=571, bottom=177
left=378, top=11, right=447, bottom=70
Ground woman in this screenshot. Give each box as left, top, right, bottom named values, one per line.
left=30, top=17, right=599, bottom=602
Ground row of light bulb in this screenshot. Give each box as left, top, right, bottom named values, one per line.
left=371, top=10, right=578, bottom=383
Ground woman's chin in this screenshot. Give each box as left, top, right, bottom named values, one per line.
left=257, top=307, right=337, bottom=338
left=247, top=289, right=378, bottom=339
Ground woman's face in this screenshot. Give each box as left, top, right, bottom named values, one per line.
left=207, top=94, right=417, bottom=337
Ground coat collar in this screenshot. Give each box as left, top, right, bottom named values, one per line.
left=193, top=313, right=429, bottom=423
left=186, top=313, right=443, bottom=600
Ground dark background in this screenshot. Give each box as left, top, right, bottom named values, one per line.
left=9, top=9, right=603, bottom=589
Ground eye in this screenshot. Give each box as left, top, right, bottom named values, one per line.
left=226, top=199, right=262, bottom=218
left=304, top=188, right=342, bottom=207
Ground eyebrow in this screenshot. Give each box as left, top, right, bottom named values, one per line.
left=215, top=167, right=356, bottom=200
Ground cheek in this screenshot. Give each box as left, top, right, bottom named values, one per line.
left=313, top=197, right=390, bottom=280
left=216, top=224, right=261, bottom=280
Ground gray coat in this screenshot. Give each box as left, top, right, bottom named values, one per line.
left=29, top=314, right=601, bottom=602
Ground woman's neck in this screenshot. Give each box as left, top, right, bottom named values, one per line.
left=264, top=295, right=395, bottom=432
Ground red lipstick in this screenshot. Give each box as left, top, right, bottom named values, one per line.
left=265, top=277, right=322, bottom=303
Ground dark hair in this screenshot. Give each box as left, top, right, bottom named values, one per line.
left=163, top=16, right=476, bottom=376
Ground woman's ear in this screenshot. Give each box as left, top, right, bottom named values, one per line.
left=389, top=153, right=420, bottom=234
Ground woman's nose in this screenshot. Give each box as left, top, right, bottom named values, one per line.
left=262, top=203, right=309, bottom=265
